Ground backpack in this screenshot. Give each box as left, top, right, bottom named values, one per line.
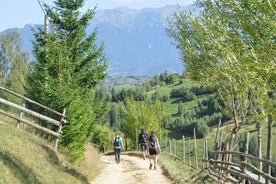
left=141, top=133, right=148, bottom=143
left=114, top=136, right=121, bottom=147
left=149, top=136, right=157, bottom=148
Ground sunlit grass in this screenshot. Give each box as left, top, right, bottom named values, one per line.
left=0, top=121, right=104, bottom=184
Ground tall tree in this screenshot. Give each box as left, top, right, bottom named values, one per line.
left=119, top=97, right=165, bottom=148
left=0, top=31, right=30, bottom=96
left=167, top=0, right=275, bottom=151
left=26, top=0, right=108, bottom=162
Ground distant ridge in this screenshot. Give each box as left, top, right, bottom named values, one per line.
left=1, top=5, right=197, bottom=76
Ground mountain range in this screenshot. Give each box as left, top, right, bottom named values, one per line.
left=2, top=5, right=197, bottom=76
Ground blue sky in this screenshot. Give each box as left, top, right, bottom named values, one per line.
left=0, top=0, right=195, bottom=32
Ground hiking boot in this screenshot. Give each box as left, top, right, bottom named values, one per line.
left=149, top=163, right=153, bottom=169
left=154, top=166, right=156, bottom=170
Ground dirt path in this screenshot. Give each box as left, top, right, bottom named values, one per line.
left=90, top=152, right=173, bottom=184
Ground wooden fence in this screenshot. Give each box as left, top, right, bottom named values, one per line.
left=0, top=86, right=67, bottom=150
left=203, top=125, right=276, bottom=184
left=166, top=125, right=275, bottom=184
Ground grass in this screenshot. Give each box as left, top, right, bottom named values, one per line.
left=158, top=152, right=214, bottom=184
left=0, top=116, right=104, bottom=184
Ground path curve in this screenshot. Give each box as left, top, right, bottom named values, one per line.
left=90, top=152, right=173, bottom=184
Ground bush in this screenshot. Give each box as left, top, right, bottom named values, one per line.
left=195, top=120, right=209, bottom=138
left=91, top=125, right=113, bottom=152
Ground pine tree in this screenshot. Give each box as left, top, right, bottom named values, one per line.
left=26, top=0, right=108, bottom=162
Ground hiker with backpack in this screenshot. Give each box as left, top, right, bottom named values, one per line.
left=113, top=132, right=123, bottom=163
left=138, top=128, right=149, bottom=160
left=148, top=130, right=161, bottom=170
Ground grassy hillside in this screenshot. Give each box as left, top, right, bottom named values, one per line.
left=149, top=78, right=203, bottom=116
left=0, top=117, right=103, bottom=184
left=143, top=77, right=276, bottom=168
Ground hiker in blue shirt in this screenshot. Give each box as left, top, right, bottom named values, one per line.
left=147, top=131, right=161, bottom=170
left=113, top=132, right=123, bottom=163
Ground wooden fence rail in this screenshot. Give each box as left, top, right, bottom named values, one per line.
left=207, top=150, right=276, bottom=183
left=165, top=123, right=275, bottom=184
left=202, top=129, right=276, bottom=184
left=0, top=86, right=67, bottom=150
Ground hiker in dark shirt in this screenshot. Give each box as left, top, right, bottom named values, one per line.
left=147, top=131, right=161, bottom=170
left=138, top=128, right=148, bottom=160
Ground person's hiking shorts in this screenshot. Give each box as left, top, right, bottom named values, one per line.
left=141, top=143, right=147, bottom=152
left=149, top=148, right=158, bottom=155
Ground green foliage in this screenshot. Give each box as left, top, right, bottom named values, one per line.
left=112, top=87, right=145, bottom=102
left=167, top=0, right=276, bottom=150
left=91, top=125, right=113, bottom=152
left=26, top=0, right=107, bottom=162
left=170, top=87, right=196, bottom=101
left=177, top=101, right=184, bottom=115
left=119, top=97, right=165, bottom=148
left=195, top=119, right=209, bottom=138
left=151, top=71, right=181, bottom=86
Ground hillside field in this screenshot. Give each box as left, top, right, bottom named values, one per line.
left=0, top=116, right=103, bottom=184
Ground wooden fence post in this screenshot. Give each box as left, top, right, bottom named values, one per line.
left=214, top=119, right=221, bottom=150
left=224, top=142, right=229, bottom=175
left=202, top=139, right=208, bottom=169
left=194, top=128, right=198, bottom=168
left=202, top=139, right=206, bottom=169
left=16, top=99, right=26, bottom=129
left=135, top=128, right=138, bottom=151
left=166, top=137, right=168, bottom=153
left=188, top=137, right=191, bottom=166
left=218, top=130, right=223, bottom=161
left=241, top=132, right=249, bottom=184
left=205, top=139, right=208, bottom=168
left=182, top=135, right=185, bottom=164
left=54, top=108, right=66, bottom=151
left=258, top=124, right=263, bottom=182
left=174, top=138, right=176, bottom=156
left=266, top=115, right=272, bottom=184
left=169, top=138, right=172, bottom=155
